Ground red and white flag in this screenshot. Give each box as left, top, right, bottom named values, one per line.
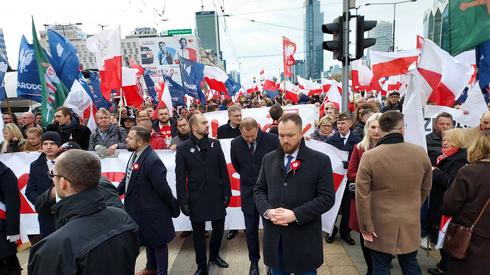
left=284, top=81, right=299, bottom=104
left=154, top=79, right=173, bottom=116
left=203, top=65, right=230, bottom=96
left=435, top=215, right=452, bottom=249
left=351, top=59, right=374, bottom=91
left=297, top=76, right=322, bottom=96
left=86, top=26, right=122, bottom=100
left=283, top=36, right=296, bottom=78
left=325, top=80, right=342, bottom=111
left=369, top=50, right=419, bottom=81
left=417, top=38, right=472, bottom=106
left=122, top=67, right=144, bottom=107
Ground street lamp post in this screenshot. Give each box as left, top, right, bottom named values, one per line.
left=364, top=0, right=416, bottom=51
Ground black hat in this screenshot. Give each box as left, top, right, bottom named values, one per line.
left=41, top=131, right=62, bottom=147
left=389, top=91, right=400, bottom=96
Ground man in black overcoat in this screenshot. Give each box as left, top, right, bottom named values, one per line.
left=254, top=113, right=335, bottom=274
left=231, top=117, right=278, bottom=275
left=326, top=112, right=361, bottom=245
left=118, top=126, right=180, bottom=275
left=176, top=114, right=231, bottom=275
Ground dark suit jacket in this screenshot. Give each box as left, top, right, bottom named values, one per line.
left=326, top=131, right=361, bottom=160
left=117, top=146, right=179, bottom=247
left=0, top=162, right=20, bottom=258
left=254, top=140, right=335, bottom=273
left=25, top=154, right=56, bottom=237
left=175, top=138, right=231, bottom=222
left=217, top=120, right=241, bottom=139
left=231, top=130, right=278, bottom=214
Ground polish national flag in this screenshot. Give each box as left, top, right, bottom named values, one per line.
left=122, top=67, right=144, bottom=107
left=297, top=76, right=322, bottom=96
left=86, top=27, right=122, bottom=101
left=155, top=80, right=173, bottom=114
left=326, top=80, right=342, bottom=110
left=417, top=38, right=472, bottom=106
left=284, top=81, right=299, bottom=104
left=204, top=65, right=230, bottom=96
left=369, top=50, right=419, bottom=81
left=351, top=59, right=374, bottom=91
left=263, top=79, right=277, bottom=91
left=435, top=215, right=452, bottom=250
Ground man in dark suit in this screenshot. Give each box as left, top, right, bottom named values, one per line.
left=176, top=114, right=231, bottom=275
left=326, top=112, right=361, bottom=245
left=118, top=126, right=180, bottom=275
left=254, top=113, right=335, bottom=274
left=216, top=104, right=242, bottom=240
left=25, top=132, right=62, bottom=240
left=231, top=117, right=278, bottom=275
left=217, top=104, right=242, bottom=139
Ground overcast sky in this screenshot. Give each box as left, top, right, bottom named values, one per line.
left=1, top=0, right=433, bottom=83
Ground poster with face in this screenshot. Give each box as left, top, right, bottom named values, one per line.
left=139, top=35, right=200, bottom=84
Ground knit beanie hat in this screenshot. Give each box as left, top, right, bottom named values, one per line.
left=41, top=131, right=62, bottom=147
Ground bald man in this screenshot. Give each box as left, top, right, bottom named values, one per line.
left=21, top=112, right=37, bottom=138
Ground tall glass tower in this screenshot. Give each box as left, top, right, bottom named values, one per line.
left=304, top=0, right=324, bottom=80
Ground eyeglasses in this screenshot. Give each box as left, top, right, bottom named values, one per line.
left=47, top=170, right=72, bottom=182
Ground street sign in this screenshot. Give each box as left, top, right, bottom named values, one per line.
left=166, top=29, right=193, bottom=36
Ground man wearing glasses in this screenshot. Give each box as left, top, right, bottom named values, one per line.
left=25, top=132, right=62, bottom=241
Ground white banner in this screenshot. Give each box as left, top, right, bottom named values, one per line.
left=424, top=105, right=472, bottom=134
left=0, top=139, right=347, bottom=236
left=203, top=104, right=319, bottom=138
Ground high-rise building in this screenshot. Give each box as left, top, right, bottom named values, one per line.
left=292, top=59, right=305, bottom=83
left=423, top=0, right=449, bottom=51
left=195, top=11, right=221, bottom=60
left=304, top=0, right=324, bottom=81
left=368, top=21, right=393, bottom=52
left=0, top=29, right=8, bottom=62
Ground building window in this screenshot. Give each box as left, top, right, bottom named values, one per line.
left=132, top=42, right=136, bottom=48
left=124, top=49, right=127, bottom=54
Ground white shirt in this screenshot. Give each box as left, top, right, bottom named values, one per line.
left=340, top=131, right=351, bottom=146
left=283, top=147, right=300, bottom=167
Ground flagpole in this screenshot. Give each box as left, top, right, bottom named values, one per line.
left=118, top=88, right=124, bottom=126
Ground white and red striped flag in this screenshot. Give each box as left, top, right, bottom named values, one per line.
left=417, top=38, right=472, bottom=106
left=86, top=27, right=122, bottom=100
left=122, top=67, right=144, bottom=107
left=369, top=50, right=419, bottom=81
left=297, top=76, right=322, bottom=96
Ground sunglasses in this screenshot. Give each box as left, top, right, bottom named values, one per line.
left=47, top=170, right=72, bottom=182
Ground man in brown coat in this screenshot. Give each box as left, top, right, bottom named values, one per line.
left=356, top=111, right=432, bottom=275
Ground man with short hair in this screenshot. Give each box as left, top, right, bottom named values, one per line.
left=35, top=113, right=42, bottom=126
left=426, top=112, right=454, bottom=166
left=170, top=118, right=190, bottom=150
left=326, top=112, right=361, bottom=245
left=28, top=150, right=139, bottom=275
left=49, top=107, right=91, bottom=150
left=217, top=105, right=242, bottom=139
left=231, top=117, right=278, bottom=275
left=356, top=111, right=432, bottom=275
left=25, top=132, right=62, bottom=239
left=176, top=114, right=231, bottom=275
left=216, top=104, right=242, bottom=240
left=268, top=104, right=283, bottom=135
left=254, top=113, right=335, bottom=274
left=352, top=109, right=375, bottom=139
left=152, top=107, right=177, bottom=143
left=480, top=110, right=490, bottom=131
left=118, top=126, right=180, bottom=275
left=20, top=112, right=37, bottom=138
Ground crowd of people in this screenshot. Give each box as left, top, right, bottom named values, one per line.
left=0, top=89, right=489, bottom=275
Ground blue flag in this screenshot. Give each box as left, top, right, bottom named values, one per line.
left=0, top=54, right=7, bottom=101
left=143, top=71, right=157, bottom=103
left=165, top=76, right=187, bottom=107
left=477, top=40, right=490, bottom=91
left=225, top=75, right=241, bottom=97
left=16, top=35, right=42, bottom=102
left=47, top=29, right=80, bottom=89
left=89, top=72, right=111, bottom=109
left=179, top=56, right=206, bottom=104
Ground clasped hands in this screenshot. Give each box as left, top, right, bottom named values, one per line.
left=267, top=208, right=296, bottom=226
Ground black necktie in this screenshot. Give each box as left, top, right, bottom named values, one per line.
left=249, top=143, right=255, bottom=156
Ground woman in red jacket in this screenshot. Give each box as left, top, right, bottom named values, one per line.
left=347, top=112, right=382, bottom=275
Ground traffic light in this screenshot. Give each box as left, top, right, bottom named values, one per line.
left=322, top=15, right=344, bottom=62
left=356, top=16, right=377, bottom=59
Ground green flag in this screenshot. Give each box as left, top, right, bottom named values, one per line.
left=31, top=18, right=68, bottom=127
left=449, top=0, right=490, bottom=55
